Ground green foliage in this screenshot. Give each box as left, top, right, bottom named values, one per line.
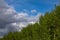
left=1, top=5, right=60, bottom=40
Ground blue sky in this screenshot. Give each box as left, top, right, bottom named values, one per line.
left=5, top=0, right=59, bottom=13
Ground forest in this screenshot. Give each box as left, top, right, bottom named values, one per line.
left=0, top=5, right=60, bottom=40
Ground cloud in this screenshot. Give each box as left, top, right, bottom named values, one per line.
left=0, top=0, right=41, bottom=37
left=31, top=10, right=37, bottom=13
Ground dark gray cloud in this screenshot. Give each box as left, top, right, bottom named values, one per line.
left=0, top=0, right=41, bottom=38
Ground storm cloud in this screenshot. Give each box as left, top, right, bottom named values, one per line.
left=0, top=0, right=41, bottom=37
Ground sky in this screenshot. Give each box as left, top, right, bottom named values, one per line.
left=0, top=0, right=59, bottom=38
left=5, top=0, right=59, bottom=13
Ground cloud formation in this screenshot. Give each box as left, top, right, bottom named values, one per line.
left=31, top=10, right=37, bottom=13
left=0, top=0, right=41, bottom=37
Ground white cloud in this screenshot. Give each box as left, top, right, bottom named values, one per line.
left=31, top=10, right=37, bottom=13
left=14, top=12, right=28, bottom=19
left=29, top=22, right=35, bottom=24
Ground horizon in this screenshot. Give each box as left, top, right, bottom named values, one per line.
left=0, top=0, right=59, bottom=37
